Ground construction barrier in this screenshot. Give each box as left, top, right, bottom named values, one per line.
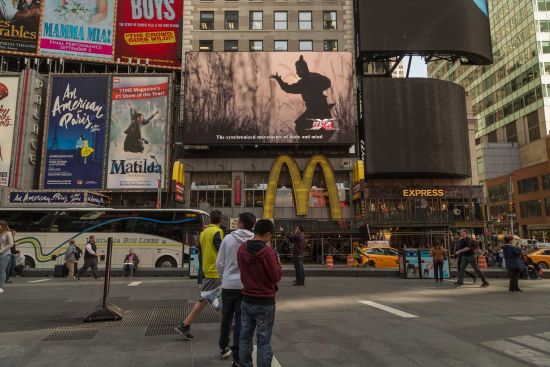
left=478, top=255, right=488, bottom=269
left=346, top=255, right=354, bottom=267
left=326, top=255, right=334, bottom=269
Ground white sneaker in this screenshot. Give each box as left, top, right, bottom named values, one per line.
left=0, top=288, right=4, bottom=293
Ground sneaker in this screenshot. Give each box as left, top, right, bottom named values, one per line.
left=480, top=282, right=490, bottom=288
left=174, top=323, right=193, bottom=340
left=453, top=282, right=463, bottom=286
left=0, top=288, right=3, bottom=294
left=220, top=347, right=232, bottom=359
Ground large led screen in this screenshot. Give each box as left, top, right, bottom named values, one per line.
left=361, top=78, right=471, bottom=178
left=356, top=0, right=492, bottom=65
left=183, top=52, right=355, bottom=145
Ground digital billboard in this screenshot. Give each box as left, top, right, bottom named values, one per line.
left=361, top=78, right=471, bottom=178
left=39, top=0, right=115, bottom=60
left=106, top=75, right=170, bottom=190
left=0, top=75, right=20, bottom=187
left=356, top=0, right=493, bottom=65
left=114, top=0, right=183, bottom=68
left=41, top=75, right=109, bottom=189
left=183, top=52, right=355, bottom=145
left=0, top=0, right=41, bottom=54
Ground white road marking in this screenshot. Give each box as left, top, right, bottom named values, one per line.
left=508, top=316, right=535, bottom=321
left=252, top=345, right=282, bottom=367
left=358, top=300, right=418, bottom=318
left=510, top=335, right=550, bottom=353
left=127, top=281, right=142, bottom=287
left=483, top=339, right=550, bottom=366
left=28, top=279, right=51, bottom=283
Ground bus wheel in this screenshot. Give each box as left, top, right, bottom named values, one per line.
left=24, top=256, right=36, bottom=269
left=156, top=256, right=177, bottom=268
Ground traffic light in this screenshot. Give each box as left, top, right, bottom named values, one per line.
left=509, top=202, right=514, bottom=213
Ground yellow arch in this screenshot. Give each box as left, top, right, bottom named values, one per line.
left=263, top=154, right=342, bottom=220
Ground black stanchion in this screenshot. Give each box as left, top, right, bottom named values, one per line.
left=83, top=237, right=124, bottom=322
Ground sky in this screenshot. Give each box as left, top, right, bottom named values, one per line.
left=404, top=56, right=428, bottom=77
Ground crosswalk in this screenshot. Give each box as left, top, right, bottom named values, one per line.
left=483, top=332, right=550, bottom=366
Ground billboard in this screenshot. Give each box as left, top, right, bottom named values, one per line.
left=114, top=0, right=183, bottom=68
left=355, top=0, right=493, bottom=65
left=106, top=75, right=170, bottom=190
left=40, top=0, right=115, bottom=60
left=183, top=52, right=355, bottom=145
left=0, top=75, right=20, bottom=186
left=41, top=75, right=109, bottom=189
left=0, top=0, right=41, bottom=54
left=361, top=78, right=471, bottom=178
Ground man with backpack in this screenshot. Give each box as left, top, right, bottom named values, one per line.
left=454, top=229, right=489, bottom=288
left=75, top=235, right=100, bottom=280
left=64, top=239, right=79, bottom=279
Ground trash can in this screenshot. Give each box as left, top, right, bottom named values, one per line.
left=399, top=249, right=420, bottom=279
left=189, top=245, right=200, bottom=278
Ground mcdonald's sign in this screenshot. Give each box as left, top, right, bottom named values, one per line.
left=263, top=154, right=342, bottom=219
left=172, top=161, right=185, bottom=203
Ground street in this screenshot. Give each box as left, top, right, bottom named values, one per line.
left=1, top=276, right=550, bottom=366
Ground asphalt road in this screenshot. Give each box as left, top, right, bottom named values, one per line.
left=1, top=275, right=550, bottom=367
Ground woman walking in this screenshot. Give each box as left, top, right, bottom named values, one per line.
left=503, top=235, right=523, bottom=292
left=0, top=220, right=15, bottom=293
left=430, top=243, right=446, bottom=282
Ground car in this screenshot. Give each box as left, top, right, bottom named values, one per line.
left=355, top=246, right=399, bottom=269
left=527, top=249, right=550, bottom=269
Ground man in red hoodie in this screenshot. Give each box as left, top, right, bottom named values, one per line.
left=238, top=219, right=282, bottom=367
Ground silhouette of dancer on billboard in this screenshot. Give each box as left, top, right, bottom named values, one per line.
left=124, top=103, right=159, bottom=153
left=270, top=55, right=334, bottom=139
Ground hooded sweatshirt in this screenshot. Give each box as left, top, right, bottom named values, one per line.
left=216, top=228, right=254, bottom=289
left=238, top=240, right=282, bottom=305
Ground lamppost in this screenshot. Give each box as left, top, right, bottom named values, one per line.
left=150, top=155, right=162, bottom=209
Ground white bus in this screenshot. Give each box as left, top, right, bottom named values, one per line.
left=0, top=208, right=209, bottom=269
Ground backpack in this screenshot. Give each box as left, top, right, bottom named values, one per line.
left=74, top=246, right=83, bottom=260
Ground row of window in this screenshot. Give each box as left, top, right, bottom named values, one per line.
left=516, top=174, right=550, bottom=195
left=199, top=10, right=337, bottom=31
left=485, top=110, right=540, bottom=145
left=199, top=39, right=338, bottom=52
left=483, top=87, right=542, bottom=133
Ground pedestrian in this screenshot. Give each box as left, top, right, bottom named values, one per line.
left=175, top=210, right=224, bottom=340
left=430, top=243, right=446, bottom=282
left=216, top=212, right=256, bottom=366
left=0, top=220, right=15, bottom=293
left=239, top=219, right=282, bottom=367
left=13, top=250, right=25, bottom=277
left=76, top=235, right=101, bottom=280
left=279, top=225, right=305, bottom=286
left=503, top=235, right=523, bottom=292
left=5, top=229, right=16, bottom=283
left=454, top=232, right=477, bottom=283
left=454, top=229, right=489, bottom=288
left=64, top=239, right=77, bottom=279
left=123, top=249, right=140, bottom=277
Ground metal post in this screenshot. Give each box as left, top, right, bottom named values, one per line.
left=102, top=237, right=113, bottom=308
left=321, top=235, right=325, bottom=264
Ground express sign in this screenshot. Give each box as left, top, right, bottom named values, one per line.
left=402, top=189, right=445, bottom=197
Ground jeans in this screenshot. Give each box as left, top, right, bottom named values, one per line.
left=433, top=260, right=444, bottom=281
left=457, top=255, right=487, bottom=284
left=509, top=268, right=521, bottom=291
left=457, top=256, right=476, bottom=280
left=240, top=301, right=276, bottom=367
left=219, top=289, right=242, bottom=362
left=5, top=253, right=15, bottom=281
left=78, top=257, right=99, bottom=279
left=124, top=264, right=134, bottom=277
left=0, top=255, right=10, bottom=288
left=293, top=256, right=305, bottom=284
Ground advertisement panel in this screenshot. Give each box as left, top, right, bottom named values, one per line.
left=39, top=0, right=115, bottom=60
left=41, top=75, right=109, bottom=189
left=106, top=75, right=170, bottom=189
left=0, top=75, right=20, bottom=187
left=114, top=0, right=183, bottom=68
left=0, top=0, right=40, bottom=54
left=184, top=52, right=355, bottom=145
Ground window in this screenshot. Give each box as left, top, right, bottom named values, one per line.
left=540, top=0, right=550, bottom=11
left=274, top=11, right=287, bottom=30
left=299, top=11, right=312, bottom=30
left=528, top=111, right=541, bottom=142
left=520, top=200, right=542, bottom=218
left=323, top=40, right=338, bottom=51
left=545, top=198, right=550, bottom=215
left=200, top=11, right=214, bottom=30
left=299, top=40, right=313, bottom=51
left=488, top=183, right=510, bottom=202
left=518, top=177, right=539, bottom=194
left=224, top=40, right=238, bottom=51
left=543, top=174, right=550, bottom=190
left=274, top=40, right=288, bottom=51
left=250, top=11, right=262, bottom=30
left=225, top=11, right=238, bottom=30
left=487, top=130, right=498, bottom=143
left=249, top=40, right=263, bottom=52
left=476, top=157, right=484, bottom=177
left=190, top=173, right=233, bottom=208
left=323, top=11, right=337, bottom=29
left=543, top=41, right=550, bottom=53
left=199, top=40, right=213, bottom=51
left=506, top=122, right=518, bottom=143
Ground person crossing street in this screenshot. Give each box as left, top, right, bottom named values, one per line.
left=454, top=229, right=489, bottom=288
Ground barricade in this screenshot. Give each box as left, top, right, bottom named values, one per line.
left=346, top=255, right=354, bottom=267
left=478, top=255, right=488, bottom=269
left=326, top=255, right=334, bottom=269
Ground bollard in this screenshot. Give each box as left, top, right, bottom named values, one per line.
left=478, top=255, right=488, bottom=269
left=326, top=255, right=334, bottom=269
left=346, top=255, right=354, bottom=267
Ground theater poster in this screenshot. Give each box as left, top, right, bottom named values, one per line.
left=39, top=0, right=115, bottom=61
left=0, top=0, right=41, bottom=54
left=106, top=75, right=170, bottom=190
left=41, top=75, right=109, bottom=189
left=114, top=0, right=183, bottom=68
left=0, top=76, right=19, bottom=186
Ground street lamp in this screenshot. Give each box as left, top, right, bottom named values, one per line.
left=150, top=155, right=162, bottom=209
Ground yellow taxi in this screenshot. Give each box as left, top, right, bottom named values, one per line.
left=527, top=249, right=550, bottom=269
left=354, top=245, right=400, bottom=269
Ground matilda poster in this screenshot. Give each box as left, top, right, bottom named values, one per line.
left=0, top=76, right=19, bottom=186
left=114, top=0, right=183, bottom=68
left=0, top=0, right=40, bottom=54
left=106, top=75, right=169, bottom=189
left=42, top=75, right=109, bottom=189
left=40, top=0, right=115, bottom=60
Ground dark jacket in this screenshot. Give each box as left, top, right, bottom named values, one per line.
left=503, top=244, right=523, bottom=270
left=124, top=254, right=140, bottom=266
left=238, top=240, right=282, bottom=305
left=286, top=233, right=304, bottom=256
